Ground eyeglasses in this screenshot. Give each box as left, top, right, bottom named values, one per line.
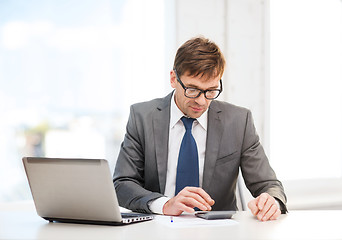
left=174, top=69, right=223, bottom=100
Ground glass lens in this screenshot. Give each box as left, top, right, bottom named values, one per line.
left=185, top=88, right=201, bottom=97
left=205, top=90, right=220, bottom=99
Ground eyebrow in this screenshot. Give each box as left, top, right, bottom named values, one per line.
left=186, top=83, right=220, bottom=90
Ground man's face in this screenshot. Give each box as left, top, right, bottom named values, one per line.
left=170, top=70, right=221, bottom=119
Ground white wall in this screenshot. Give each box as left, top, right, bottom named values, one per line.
left=174, top=0, right=269, bottom=153
left=173, top=0, right=268, bottom=206
left=173, top=0, right=342, bottom=210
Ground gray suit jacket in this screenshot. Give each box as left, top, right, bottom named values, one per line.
left=113, top=92, right=287, bottom=213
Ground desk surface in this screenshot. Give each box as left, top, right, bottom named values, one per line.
left=0, top=203, right=341, bottom=240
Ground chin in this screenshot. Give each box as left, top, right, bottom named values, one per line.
left=189, top=111, right=204, bottom=119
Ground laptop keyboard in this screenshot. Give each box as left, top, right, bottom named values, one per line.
left=121, top=212, right=148, bottom=218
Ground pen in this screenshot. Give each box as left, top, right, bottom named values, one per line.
left=170, top=216, right=173, bottom=223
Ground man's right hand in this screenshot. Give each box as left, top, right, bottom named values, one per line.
left=162, top=187, right=215, bottom=216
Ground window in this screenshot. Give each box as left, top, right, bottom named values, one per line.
left=270, top=0, right=342, bottom=180
left=0, top=0, right=168, bottom=201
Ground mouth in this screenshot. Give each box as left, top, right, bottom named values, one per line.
left=190, top=106, right=203, bottom=112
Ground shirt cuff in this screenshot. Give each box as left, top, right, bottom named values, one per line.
left=274, top=197, right=288, bottom=214
left=148, top=196, right=170, bottom=214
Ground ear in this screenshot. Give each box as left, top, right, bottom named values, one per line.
left=170, top=70, right=177, bottom=88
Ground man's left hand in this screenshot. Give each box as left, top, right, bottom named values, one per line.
left=247, top=193, right=281, bottom=221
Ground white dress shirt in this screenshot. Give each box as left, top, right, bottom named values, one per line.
left=148, top=92, right=208, bottom=214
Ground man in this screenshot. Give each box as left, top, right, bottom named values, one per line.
left=113, top=37, right=287, bottom=221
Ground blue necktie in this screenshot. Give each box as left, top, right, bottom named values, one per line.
left=175, top=117, right=199, bottom=195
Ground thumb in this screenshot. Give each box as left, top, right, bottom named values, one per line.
left=248, top=197, right=260, bottom=216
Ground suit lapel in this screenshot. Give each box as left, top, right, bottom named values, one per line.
left=153, top=92, right=172, bottom=194
left=202, top=101, right=223, bottom=190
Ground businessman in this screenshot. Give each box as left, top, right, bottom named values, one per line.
left=113, top=36, right=287, bottom=221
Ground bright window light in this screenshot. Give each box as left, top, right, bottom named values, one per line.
left=270, top=0, right=342, bottom=180
left=0, top=0, right=167, bottom=201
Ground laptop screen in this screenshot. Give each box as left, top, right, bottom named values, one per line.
left=23, top=157, right=123, bottom=223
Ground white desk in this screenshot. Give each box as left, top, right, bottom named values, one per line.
left=0, top=203, right=341, bottom=240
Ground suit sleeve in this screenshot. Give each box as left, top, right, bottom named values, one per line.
left=113, top=105, right=164, bottom=213
left=240, top=110, right=288, bottom=213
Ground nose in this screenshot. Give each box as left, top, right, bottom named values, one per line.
left=195, top=93, right=207, bottom=106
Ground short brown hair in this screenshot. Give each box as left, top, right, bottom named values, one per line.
left=173, top=37, right=226, bottom=80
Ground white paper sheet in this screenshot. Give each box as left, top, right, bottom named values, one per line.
left=155, top=214, right=238, bottom=228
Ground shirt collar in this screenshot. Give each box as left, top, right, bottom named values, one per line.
left=170, top=92, right=208, bottom=131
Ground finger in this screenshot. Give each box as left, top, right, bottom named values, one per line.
left=270, top=208, right=281, bottom=220
left=248, top=198, right=259, bottom=216
left=181, top=187, right=215, bottom=209
left=175, top=200, right=197, bottom=213
left=167, top=196, right=201, bottom=214
left=163, top=198, right=187, bottom=216
left=181, top=196, right=211, bottom=211
left=261, top=204, right=278, bottom=221
left=176, top=190, right=212, bottom=211
left=257, top=193, right=268, bottom=211
left=185, top=187, right=215, bottom=206
left=258, top=196, right=275, bottom=220
left=188, top=193, right=212, bottom=210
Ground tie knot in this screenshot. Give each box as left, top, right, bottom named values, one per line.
left=181, top=117, right=195, bottom=130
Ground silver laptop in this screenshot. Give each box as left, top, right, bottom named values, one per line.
left=22, top=157, right=154, bottom=225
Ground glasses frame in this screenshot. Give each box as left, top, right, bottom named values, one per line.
left=174, top=69, right=223, bottom=100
